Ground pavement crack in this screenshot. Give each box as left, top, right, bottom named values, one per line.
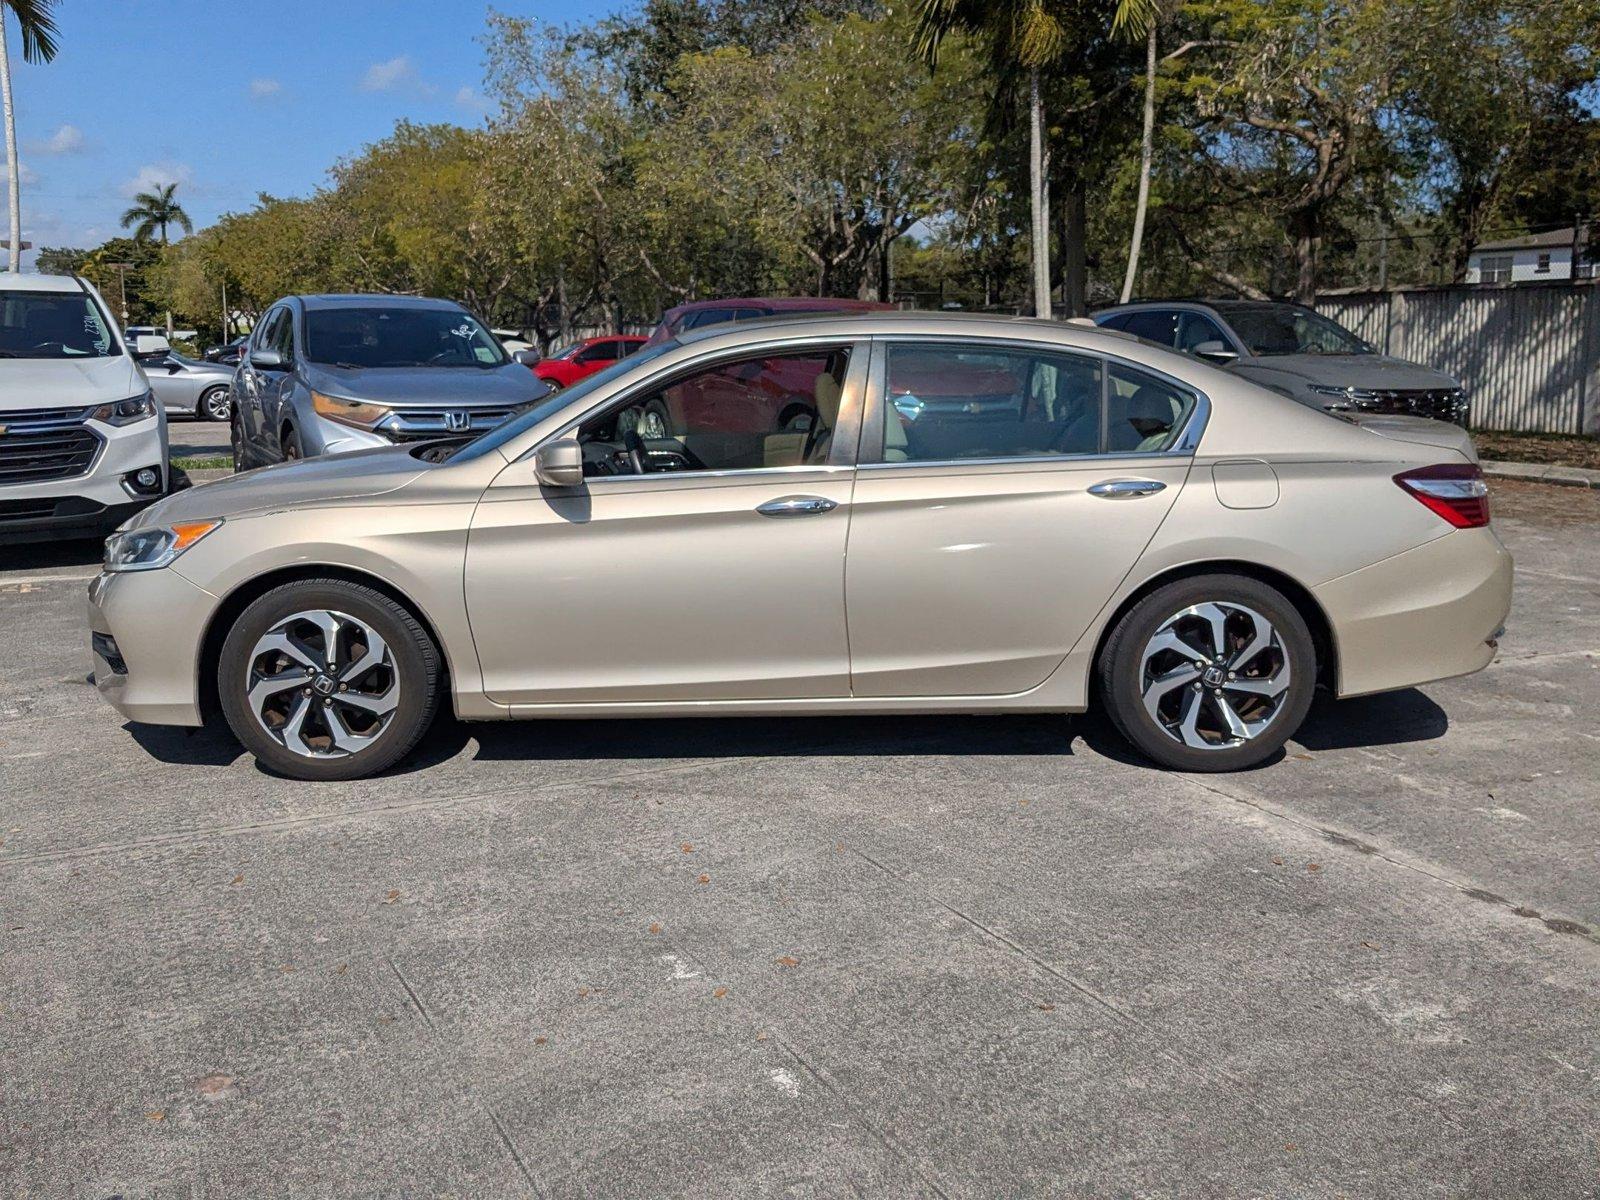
left=1178, top=774, right=1600, bottom=950
left=387, top=955, right=436, bottom=1032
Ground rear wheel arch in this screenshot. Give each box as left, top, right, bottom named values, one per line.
left=197, top=565, right=453, bottom=726
left=1089, top=559, right=1339, bottom=694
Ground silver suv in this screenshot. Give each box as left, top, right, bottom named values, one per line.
left=1093, top=300, right=1468, bottom=425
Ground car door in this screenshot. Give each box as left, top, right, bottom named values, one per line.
left=843, top=338, right=1198, bottom=697
left=236, top=308, right=286, bottom=449
left=140, top=352, right=189, bottom=413
left=464, top=341, right=867, bottom=705
left=259, top=307, right=300, bottom=458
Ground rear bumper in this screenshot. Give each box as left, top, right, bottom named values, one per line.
left=1316, top=526, right=1513, bottom=698
left=88, top=566, right=213, bottom=726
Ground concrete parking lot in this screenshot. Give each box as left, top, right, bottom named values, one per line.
left=1, top=481, right=1596, bottom=1198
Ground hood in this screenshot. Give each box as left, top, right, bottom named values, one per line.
left=129, top=445, right=427, bottom=528
left=1344, top=413, right=1478, bottom=462
left=1237, top=354, right=1460, bottom=392
left=303, top=361, right=548, bottom=408
left=0, top=355, right=144, bottom=409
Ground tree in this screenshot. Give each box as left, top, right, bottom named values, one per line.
left=0, top=0, right=59, bottom=272
left=914, top=0, right=1073, bottom=317
left=1112, top=0, right=1161, bottom=301
left=120, top=182, right=194, bottom=245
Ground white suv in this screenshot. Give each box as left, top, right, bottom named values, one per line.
left=0, top=273, right=169, bottom=545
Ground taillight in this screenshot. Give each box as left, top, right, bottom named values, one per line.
left=1394, top=463, right=1490, bottom=528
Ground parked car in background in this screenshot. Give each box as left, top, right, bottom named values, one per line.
left=204, top=335, right=249, bottom=365
left=642, top=296, right=894, bottom=347
left=0, top=273, right=169, bottom=544
left=1093, top=300, right=1470, bottom=425
left=492, top=328, right=534, bottom=355
left=132, top=335, right=237, bottom=421
left=126, top=324, right=197, bottom=345
left=518, top=334, right=646, bottom=390
left=90, top=312, right=1509, bottom=781
left=230, top=294, right=550, bottom=470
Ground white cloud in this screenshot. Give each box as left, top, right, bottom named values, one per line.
left=249, top=77, right=281, bottom=99
left=32, top=124, right=84, bottom=155
left=122, top=162, right=194, bottom=199
left=361, top=55, right=416, bottom=92
left=454, top=85, right=488, bottom=113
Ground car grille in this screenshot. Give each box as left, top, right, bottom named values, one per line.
left=0, top=426, right=102, bottom=484
left=376, top=407, right=520, bottom=441
left=1358, top=389, right=1468, bottom=423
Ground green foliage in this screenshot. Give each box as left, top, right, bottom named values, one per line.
left=120, top=182, right=194, bottom=245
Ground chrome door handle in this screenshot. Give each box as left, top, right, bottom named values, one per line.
left=1088, top=479, right=1167, bottom=498
left=757, top=495, right=838, bottom=517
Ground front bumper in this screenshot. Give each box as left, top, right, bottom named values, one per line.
left=1315, top=526, right=1513, bottom=698
left=88, top=566, right=214, bottom=726
left=0, top=413, right=168, bottom=543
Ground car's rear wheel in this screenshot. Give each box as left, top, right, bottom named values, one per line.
left=281, top=424, right=304, bottom=461
left=230, top=411, right=249, bottom=471
left=199, top=386, right=231, bottom=422
left=218, top=580, right=442, bottom=781
left=1098, top=574, right=1315, bottom=772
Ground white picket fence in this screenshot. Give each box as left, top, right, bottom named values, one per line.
left=1315, top=281, right=1600, bottom=435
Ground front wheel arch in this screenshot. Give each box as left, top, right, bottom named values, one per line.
left=197, top=565, right=453, bottom=728
left=1088, top=559, right=1338, bottom=697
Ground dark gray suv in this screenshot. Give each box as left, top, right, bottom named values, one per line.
left=231, top=294, right=552, bottom=469
left=1092, top=300, right=1468, bottom=425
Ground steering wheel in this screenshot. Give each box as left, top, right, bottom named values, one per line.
left=623, top=428, right=652, bottom=475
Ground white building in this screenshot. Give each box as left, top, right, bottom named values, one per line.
left=1465, top=226, right=1595, bottom=284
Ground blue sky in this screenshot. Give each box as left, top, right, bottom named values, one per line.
left=7, top=0, right=622, bottom=265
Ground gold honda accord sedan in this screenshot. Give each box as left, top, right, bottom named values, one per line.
left=88, top=313, right=1511, bottom=780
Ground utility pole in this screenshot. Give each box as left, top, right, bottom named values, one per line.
left=221, top=279, right=228, bottom=341
left=107, top=262, right=134, bottom=325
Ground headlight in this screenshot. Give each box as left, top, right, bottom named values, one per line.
left=1307, top=384, right=1381, bottom=410
left=90, top=390, right=157, bottom=426
left=103, top=519, right=223, bottom=573
left=312, top=390, right=390, bottom=428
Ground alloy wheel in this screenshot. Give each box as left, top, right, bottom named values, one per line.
left=244, top=609, right=399, bottom=759
left=1139, top=601, right=1292, bottom=750
left=203, top=388, right=231, bottom=421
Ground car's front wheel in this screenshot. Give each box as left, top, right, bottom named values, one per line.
left=1098, top=573, right=1316, bottom=772
left=218, top=580, right=442, bottom=781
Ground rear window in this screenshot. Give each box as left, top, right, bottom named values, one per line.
left=0, top=291, right=119, bottom=358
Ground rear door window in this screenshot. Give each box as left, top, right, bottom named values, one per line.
left=1106, top=364, right=1196, bottom=453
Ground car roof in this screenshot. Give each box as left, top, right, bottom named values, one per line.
left=0, top=273, right=88, bottom=293
left=1095, top=298, right=1309, bottom=317
left=671, top=308, right=1141, bottom=347
left=291, top=293, right=469, bottom=312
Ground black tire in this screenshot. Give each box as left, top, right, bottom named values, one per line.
left=199, top=386, right=232, bottom=422
left=1097, top=573, right=1316, bottom=773
left=281, top=424, right=304, bottom=461
left=230, top=411, right=250, bottom=472
left=217, top=579, right=442, bottom=781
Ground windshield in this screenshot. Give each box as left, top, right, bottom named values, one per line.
left=451, top=340, right=677, bottom=463
left=1226, top=307, right=1371, bottom=356
left=304, top=306, right=509, bottom=369
left=0, top=290, right=119, bottom=359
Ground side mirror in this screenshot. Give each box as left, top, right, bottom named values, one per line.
left=1192, top=339, right=1239, bottom=364
left=250, top=347, right=284, bottom=370
left=134, top=334, right=171, bottom=356
left=533, top=438, right=585, bottom=488
left=512, top=348, right=540, bottom=366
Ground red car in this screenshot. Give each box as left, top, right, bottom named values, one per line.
left=524, top=334, right=646, bottom=390
left=636, top=297, right=895, bottom=438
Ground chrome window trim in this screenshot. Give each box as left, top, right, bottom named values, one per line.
left=856, top=333, right=1211, bottom=470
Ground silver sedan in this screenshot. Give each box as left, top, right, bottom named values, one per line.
left=136, top=342, right=236, bottom=421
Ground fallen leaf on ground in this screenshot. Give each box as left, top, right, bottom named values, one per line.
left=697, top=874, right=710, bottom=885
left=335, top=964, right=348, bottom=975
left=1038, top=1003, right=1056, bottom=1012
left=680, top=843, right=694, bottom=853
left=192, top=1073, right=236, bottom=1099
left=146, top=1110, right=165, bottom=1122
left=648, top=922, right=662, bottom=935
left=534, top=1036, right=547, bottom=1046
left=1284, top=1142, right=1299, bottom=1152
left=1307, top=862, right=1322, bottom=873
left=384, top=889, right=401, bottom=903
left=280, top=965, right=295, bottom=973
left=1361, top=941, right=1380, bottom=950
left=1271, top=857, right=1284, bottom=866
left=775, top=956, right=800, bottom=968
left=713, top=986, right=728, bottom=999
left=230, top=874, right=243, bottom=885
left=756, top=1031, right=769, bottom=1041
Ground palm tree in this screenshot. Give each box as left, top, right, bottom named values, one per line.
left=1113, top=0, right=1162, bottom=303
left=120, top=182, right=194, bottom=245
left=0, top=0, right=60, bottom=272
left=915, top=1, right=1068, bottom=319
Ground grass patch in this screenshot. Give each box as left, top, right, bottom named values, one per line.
left=1474, top=430, right=1600, bottom=471
left=173, top=455, right=233, bottom=471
